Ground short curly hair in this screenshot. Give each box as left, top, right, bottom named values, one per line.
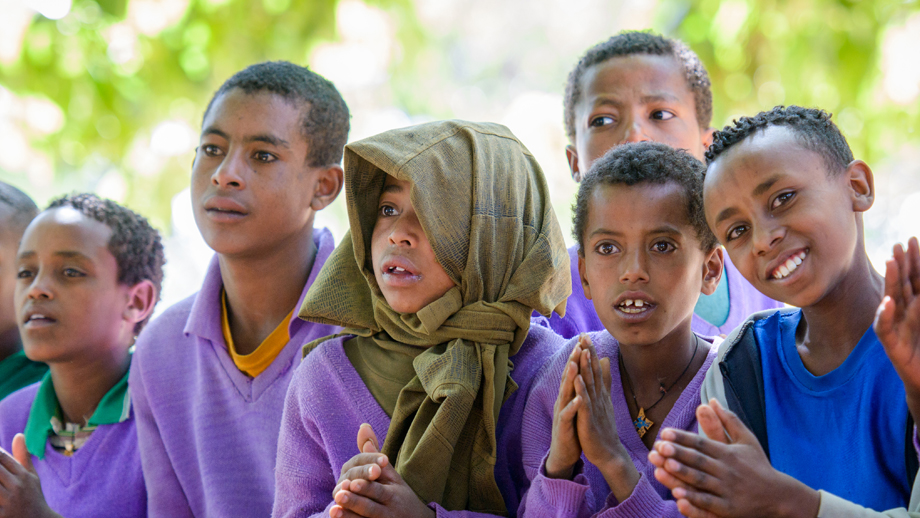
left=705, top=106, right=853, bottom=175
left=204, top=61, right=350, bottom=167
left=573, top=141, right=718, bottom=255
left=0, top=181, right=39, bottom=238
left=47, top=193, right=165, bottom=333
left=564, top=31, right=712, bottom=142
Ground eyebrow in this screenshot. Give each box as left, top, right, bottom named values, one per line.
left=381, top=183, right=404, bottom=194
left=752, top=174, right=782, bottom=197
left=640, top=92, right=681, bottom=104
left=16, top=250, right=92, bottom=261
left=201, top=127, right=290, bottom=148
left=714, top=207, right=739, bottom=226
left=588, top=225, right=682, bottom=238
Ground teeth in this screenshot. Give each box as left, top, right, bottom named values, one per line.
left=618, top=299, right=651, bottom=313
left=778, top=265, right=790, bottom=277
left=624, top=299, right=634, bottom=307
left=394, top=267, right=405, bottom=272
left=635, top=300, right=644, bottom=308
left=30, top=314, right=45, bottom=321
left=773, top=251, right=807, bottom=279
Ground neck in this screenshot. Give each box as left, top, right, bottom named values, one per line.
left=219, top=229, right=317, bottom=355
left=50, top=349, right=131, bottom=425
left=798, top=249, right=883, bottom=375
left=0, top=328, right=21, bottom=362
left=618, top=319, right=703, bottom=399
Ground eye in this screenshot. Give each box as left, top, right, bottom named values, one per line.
left=589, top=115, right=615, bottom=128
left=202, top=144, right=223, bottom=157
left=254, top=151, right=277, bottom=163
left=378, top=204, right=398, bottom=218
left=62, top=268, right=85, bottom=278
left=595, top=242, right=620, bottom=255
left=726, top=225, right=748, bottom=242
left=16, top=269, right=33, bottom=280
left=650, top=110, right=675, bottom=121
left=651, top=241, right=675, bottom=253
left=771, top=191, right=795, bottom=209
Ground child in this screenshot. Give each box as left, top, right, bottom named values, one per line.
left=0, top=193, right=164, bottom=517
left=271, top=120, right=570, bottom=518
left=129, top=61, right=349, bottom=517
left=518, top=142, right=723, bottom=516
left=649, top=106, right=915, bottom=514
left=0, top=182, right=46, bottom=400
left=546, top=31, right=781, bottom=339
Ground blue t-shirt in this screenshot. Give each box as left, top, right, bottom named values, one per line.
left=758, top=309, right=911, bottom=510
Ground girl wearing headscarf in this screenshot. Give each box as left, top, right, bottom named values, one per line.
left=271, top=120, right=570, bottom=518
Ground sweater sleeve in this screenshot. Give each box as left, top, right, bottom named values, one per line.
left=129, top=356, right=194, bottom=518
left=272, top=369, right=339, bottom=518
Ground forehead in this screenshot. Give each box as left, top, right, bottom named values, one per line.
left=202, top=88, right=305, bottom=142
left=20, top=208, right=113, bottom=258
left=579, top=54, right=694, bottom=109
left=588, top=181, right=692, bottom=231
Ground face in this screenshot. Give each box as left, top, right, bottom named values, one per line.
left=192, top=88, right=342, bottom=258
left=370, top=175, right=456, bottom=314
left=704, top=126, right=873, bottom=307
left=14, top=208, right=139, bottom=364
left=568, top=54, right=713, bottom=181
left=579, top=182, right=720, bottom=346
left=0, top=219, right=20, bottom=341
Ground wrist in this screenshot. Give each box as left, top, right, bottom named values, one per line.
left=774, top=476, right=820, bottom=518
left=545, top=454, right=577, bottom=480
left=597, top=451, right=640, bottom=502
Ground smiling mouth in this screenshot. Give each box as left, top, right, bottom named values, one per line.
left=617, top=299, right=655, bottom=314
left=24, top=314, right=57, bottom=326
left=771, top=250, right=808, bottom=280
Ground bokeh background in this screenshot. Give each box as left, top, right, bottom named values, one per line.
left=1, top=0, right=919, bottom=310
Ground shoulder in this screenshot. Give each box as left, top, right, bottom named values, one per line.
left=512, top=326, right=569, bottom=380
left=0, top=383, right=38, bottom=446
left=293, top=335, right=353, bottom=396
left=133, top=293, right=198, bottom=360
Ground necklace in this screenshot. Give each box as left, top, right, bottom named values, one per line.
left=619, top=336, right=700, bottom=438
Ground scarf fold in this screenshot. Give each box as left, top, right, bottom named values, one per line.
left=300, top=120, right=570, bottom=514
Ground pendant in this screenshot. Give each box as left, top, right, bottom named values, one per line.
left=633, top=407, right=654, bottom=438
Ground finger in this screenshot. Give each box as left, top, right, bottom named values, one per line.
left=895, top=244, right=913, bottom=314
left=579, top=349, right=595, bottom=397
left=673, top=487, right=728, bottom=517
left=675, top=496, right=721, bottom=518
left=574, top=374, right=592, bottom=408
left=556, top=360, right=578, bottom=412
left=338, top=453, right=388, bottom=481
left=357, top=424, right=379, bottom=454
left=329, top=503, right=366, bottom=518
left=559, top=394, right=581, bottom=422
left=658, top=428, right=725, bottom=458
left=335, top=488, right=388, bottom=517
left=0, top=448, right=23, bottom=478
left=658, top=453, right=724, bottom=495
left=655, top=440, right=723, bottom=480
left=600, top=357, right=612, bottom=393
left=653, top=465, right=693, bottom=491
left=696, top=404, right=730, bottom=444
left=875, top=296, right=896, bottom=343
left=11, top=435, right=33, bottom=474
left=586, top=338, right=605, bottom=398
left=349, top=479, right=390, bottom=505
left=341, top=463, right=383, bottom=484
left=909, top=237, right=920, bottom=295
left=886, top=258, right=907, bottom=320
left=709, top=399, right=761, bottom=448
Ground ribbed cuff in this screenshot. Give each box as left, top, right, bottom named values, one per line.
left=601, top=474, right=667, bottom=517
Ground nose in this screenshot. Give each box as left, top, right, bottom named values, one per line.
left=619, top=249, right=650, bottom=285
left=26, top=271, right=53, bottom=301
left=620, top=113, right=651, bottom=144
left=210, top=151, right=246, bottom=189
left=752, top=219, right=784, bottom=256
left=388, top=212, right=420, bottom=247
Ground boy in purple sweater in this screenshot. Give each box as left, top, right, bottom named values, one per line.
left=547, top=31, right=781, bottom=339
left=0, top=193, right=164, bottom=518
left=129, top=61, right=348, bottom=517
left=0, top=182, right=47, bottom=401
left=519, top=142, right=722, bottom=517
left=273, top=120, right=570, bottom=518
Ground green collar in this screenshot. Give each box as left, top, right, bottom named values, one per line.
left=24, top=367, right=131, bottom=459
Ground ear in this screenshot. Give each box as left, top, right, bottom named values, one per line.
left=565, top=145, right=582, bottom=183
left=701, top=127, right=715, bottom=151
left=578, top=252, right=592, bottom=300
left=700, top=246, right=723, bottom=296
left=845, top=160, right=874, bottom=213
left=124, top=280, right=157, bottom=328
left=309, top=164, right=345, bottom=211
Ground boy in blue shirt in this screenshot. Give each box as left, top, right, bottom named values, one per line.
left=649, top=106, right=915, bottom=515
left=549, top=31, right=781, bottom=340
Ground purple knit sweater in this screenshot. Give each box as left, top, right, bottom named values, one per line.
left=545, top=245, right=783, bottom=339
left=518, top=330, right=717, bottom=517
left=273, top=325, right=567, bottom=518
left=129, top=228, right=339, bottom=518
left=0, top=383, right=146, bottom=518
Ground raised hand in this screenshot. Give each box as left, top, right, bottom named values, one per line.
left=0, top=434, right=61, bottom=518
left=572, top=336, right=639, bottom=502
left=648, top=400, right=818, bottom=518
left=330, top=425, right=433, bottom=518
left=544, top=337, right=587, bottom=480
left=875, top=237, right=920, bottom=420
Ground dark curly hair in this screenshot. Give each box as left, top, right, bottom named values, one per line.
left=203, top=61, right=350, bottom=167
left=573, top=141, right=718, bottom=255
left=564, top=31, right=712, bottom=142
left=0, top=181, right=39, bottom=237
left=47, top=193, right=165, bottom=333
left=705, top=106, right=853, bottom=175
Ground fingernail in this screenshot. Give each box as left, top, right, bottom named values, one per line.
left=673, top=487, right=686, bottom=498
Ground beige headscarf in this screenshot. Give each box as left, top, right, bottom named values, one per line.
left=299, top=120, right=570, bottom=515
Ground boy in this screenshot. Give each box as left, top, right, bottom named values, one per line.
left=649, top=106, right=915, bottom=514
left=129, top=61, right=349, bottom=517
left=0, top=182, right=46, bottom=400
left=519, top=142, right=723, bottom=516
left=547, top=31, right=781, bottom=339
left=0, top=193, right=164, bottom=517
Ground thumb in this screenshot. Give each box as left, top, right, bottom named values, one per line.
left=357, top=423, right=380, bottom=453
left=709, top=399, right=758, bottom=447
left=599, top=357, right=612, bottom=393
left=12, top=434, right=35, bottom=473
left=696, top=403, right=729, bottom=444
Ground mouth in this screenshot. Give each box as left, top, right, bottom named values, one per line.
left=379, top=257, right=422, bottom=286
left=613, top=293, right=658, bottom=321
left=23, top=313, right=57, bottom=328
left=203, top=197, right=249, bottom=219
left=770, top=249, right=808, bottom=281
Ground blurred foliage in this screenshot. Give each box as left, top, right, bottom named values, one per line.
left=0, top=0, right=918, bottom=234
